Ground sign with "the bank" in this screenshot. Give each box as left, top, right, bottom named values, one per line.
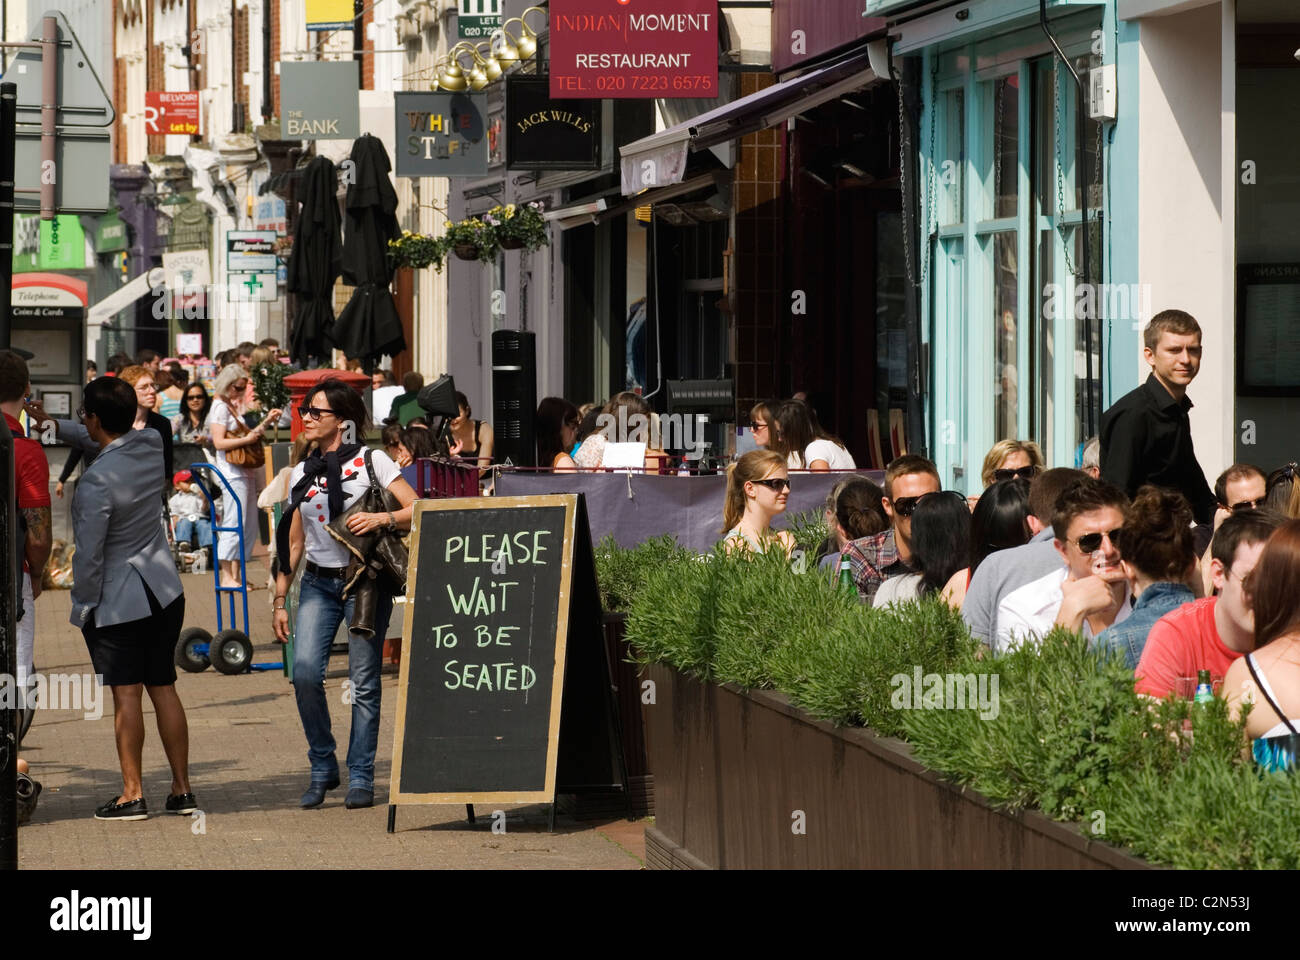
left=393, top=92, right=490, bottom=177
left=280, top=62, right=360, bottom=139
left=549, top=0, right=718, bottom=99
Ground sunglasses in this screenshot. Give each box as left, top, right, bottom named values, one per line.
left=750, top=421, right=768, bottom=431
left=892, top=490, right=966, bottom=518
left=186, top=393, right=206, bottom=401
left=298, top=405, right=337, bottom=422
left=1072, top=528, right=1124, bottom=554
left=993, top=465, right=1039, bottom=482
left=1229, top=498, right=1264, bottom=513
left=749, top=477, right=791, bottom=492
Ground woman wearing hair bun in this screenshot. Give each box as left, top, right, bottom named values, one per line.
left=1093, top=485, right=1198, bottom=669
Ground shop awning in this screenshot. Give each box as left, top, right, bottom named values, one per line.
left=597, top=171, right=730, bottom=224
left=618, top=50, right=881, bottom=195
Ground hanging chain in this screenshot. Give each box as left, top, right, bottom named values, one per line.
left=897, top=69, right=916, bottom=291
left=920, top=56, right=938, bottom=289
left=994, top=77, right=1004, bottom=217
left=1053, top=59, right=1078, bottom=278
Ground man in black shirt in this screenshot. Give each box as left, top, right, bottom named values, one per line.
left=1100, top=309, right=1216, bottom=525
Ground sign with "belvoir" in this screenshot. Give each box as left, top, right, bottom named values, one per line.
left=549, top=0, right=718, bottom=99
left=280, top=61, right=360, bottom=139
left=506, top=76, right=600, bottom=171
left=393, top=91, right=490, bottom=177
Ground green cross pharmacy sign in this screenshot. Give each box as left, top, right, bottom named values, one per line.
left=229, top=272, right=276, bottom=302
left=458, top=0, right=501, bottom=40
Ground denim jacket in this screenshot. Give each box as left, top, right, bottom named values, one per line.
left=1093, top=581, right=1195, bottom=670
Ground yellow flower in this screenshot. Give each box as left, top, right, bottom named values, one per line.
left=504, top=204, right=516, bottom=217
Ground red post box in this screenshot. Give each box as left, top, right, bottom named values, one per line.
left=284, top=368, right=371, bottom=441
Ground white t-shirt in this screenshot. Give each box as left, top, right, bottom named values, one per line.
left=788, top=439, right=856, bottom=470
left=371, top=385, right=404, bottom=424
left=995, top=565, right=1133, bottom=654
left=290, top=448, right=402, bottom=568
left=206, top=400, right=256, bottom=476
left=873, top=572, right=922, bottom=608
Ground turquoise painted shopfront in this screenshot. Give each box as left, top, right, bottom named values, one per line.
left=883, top=0, right=1140, bottom=492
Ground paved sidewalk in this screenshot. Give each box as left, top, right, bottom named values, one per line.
left=17, top=560, right=645, bottom=869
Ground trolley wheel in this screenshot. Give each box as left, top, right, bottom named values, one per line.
left=211, top=629, right=254, bottom=675
left=175, top=627, right=212, bottom=673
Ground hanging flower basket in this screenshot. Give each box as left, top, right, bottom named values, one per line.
left=387, top=231, right=444, bottom=271
left=444, top=217, right=499, bottom=263
left=489, top=202, right=550, bottom=253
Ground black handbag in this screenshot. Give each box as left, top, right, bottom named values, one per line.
left=327, top=448, right=409, bottom=637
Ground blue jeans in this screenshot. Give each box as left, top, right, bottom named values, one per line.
left=175, top=517, right=213, bottom=549
left=291, top=570, right=394, bottom=792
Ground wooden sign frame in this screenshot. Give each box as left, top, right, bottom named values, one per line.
left=389, top=494, right=578, bottom=807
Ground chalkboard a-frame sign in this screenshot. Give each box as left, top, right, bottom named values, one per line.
left=388, top=493, right=625, bottom=827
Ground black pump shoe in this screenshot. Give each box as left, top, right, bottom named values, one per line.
left=94, top=796, right=148, bottom=821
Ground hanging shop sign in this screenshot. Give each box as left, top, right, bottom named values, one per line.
left=163, top=249, right=210, bottom=314
left=227, top=231, right=278, bottom=273
left=253, top=192, right=288, bottom=234
left=393, top=91, right=490, bottom=177
left=506, top=76, right=600, bottom=171
left=94, top=212, right=127, bottom=253
left=280, top=62, right=360, bottom=139
left=144, top=91, right=201, bottom=136
left=306, top=0, right=353, bottom=31
left=548, top=0, right=718, bottom=99
left=457, top=0, right=502, bottom=40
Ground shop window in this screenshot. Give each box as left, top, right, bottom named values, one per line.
left=922, top=11, right=1103, bottom=490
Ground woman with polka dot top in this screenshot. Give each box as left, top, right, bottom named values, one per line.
left=272, top=378, right=416, bottom=810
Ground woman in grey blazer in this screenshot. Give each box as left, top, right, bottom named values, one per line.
left=37, top=377, right=196, bottom=821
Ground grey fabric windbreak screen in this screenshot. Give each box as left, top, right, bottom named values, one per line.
left=492, top=471, right=884, bottom=553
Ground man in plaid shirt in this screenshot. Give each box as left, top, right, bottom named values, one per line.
left=844, top=454, right=941, bottom=603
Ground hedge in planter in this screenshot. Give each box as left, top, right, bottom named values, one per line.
left=615, top=541, right=1300, bottom=869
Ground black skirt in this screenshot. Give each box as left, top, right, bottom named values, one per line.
left=82, top=582, right=186, bottom=687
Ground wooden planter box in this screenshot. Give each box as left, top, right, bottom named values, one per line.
left=643, top=662, right=1152, bottom=870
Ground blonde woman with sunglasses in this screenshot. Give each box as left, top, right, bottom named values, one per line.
left=208, top=364, right=282, bottom=589
left=721, top=450, right=795, bottom=556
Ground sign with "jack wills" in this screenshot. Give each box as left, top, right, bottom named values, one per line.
left=506, top=76, right=600, bottom=171
left=548, top=0, right=718, bottom=99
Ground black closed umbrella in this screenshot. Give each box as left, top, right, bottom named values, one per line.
left=330, top=134, right=405, bottom=371
left=287, top=156, right=342, bottom=367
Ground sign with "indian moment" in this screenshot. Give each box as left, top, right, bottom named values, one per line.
left=548, top=0, right=718, bottom=99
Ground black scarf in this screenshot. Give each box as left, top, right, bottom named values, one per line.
left=276, top=441, right=365, bottom=566
left=291, top=441, right=365, bottom=516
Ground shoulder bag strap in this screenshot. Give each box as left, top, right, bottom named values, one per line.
left=1245, top=654, right=1299, bottom=735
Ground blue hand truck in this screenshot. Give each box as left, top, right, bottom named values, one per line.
left=172, top=462, right=286, bottom=675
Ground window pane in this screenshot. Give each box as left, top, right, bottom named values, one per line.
left=993, top=231, right=1019, bottom=439
left=1036, top=229, right=1055, bottom=462
left=940, top=88, right=965, bottom=226
left=1073, top=226, right=1103, bottom=443
left=985, top=75, right=1019, bottom=219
